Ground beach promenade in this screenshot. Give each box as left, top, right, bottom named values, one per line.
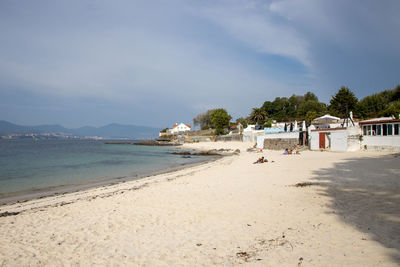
left=0, top=142, right=399, bottom=266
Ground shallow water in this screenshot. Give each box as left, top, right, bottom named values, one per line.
left=0, top=139, right=210, bottom=200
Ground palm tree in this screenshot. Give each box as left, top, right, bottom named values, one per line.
left=250, top=108, right=267, bottom=125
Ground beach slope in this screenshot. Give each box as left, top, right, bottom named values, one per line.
left=0, top=142, right=399, bottom=266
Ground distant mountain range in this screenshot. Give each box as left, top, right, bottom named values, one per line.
left=0, top=120, right=160, bottom=139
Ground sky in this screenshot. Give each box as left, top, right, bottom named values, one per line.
left=0, top=0, right=399, bottom=128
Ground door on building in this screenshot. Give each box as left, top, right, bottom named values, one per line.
left=319, top=133, right=326, bottom=149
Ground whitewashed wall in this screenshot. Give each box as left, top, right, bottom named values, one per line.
left=330, top=130, right=348, bottom=151
left=347, top=127, right=361, bottom=151
left=310, top=129, right=348, bottom=151
left=310, top=131, right=319, bottom=150
left=244, top=130, right=265, bottom=143
left=362, top=135, right=400, bottom=150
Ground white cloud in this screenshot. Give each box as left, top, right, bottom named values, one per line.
left=0, top=0, right=299, bottom=109
left=1, top=0, right=399, bottom=127
left=196, top=0, right=311, bottom=68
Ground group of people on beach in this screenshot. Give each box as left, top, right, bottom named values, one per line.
left=283, top=148, right=300, bottom=155
left=253, top=147, right=301, bottom=164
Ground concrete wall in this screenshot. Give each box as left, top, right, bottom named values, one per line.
left=330, top=130, right=348, bottom=151
left=362, top=135, right=400, bottom=151
left=256, top=132, right=298, bottom=149
left=262, top=132, right=298, bottom=139
left=215, top=134, right=243, bottom=142
left=347, top=127, right=361, bottom=151
left=263, top=138, right=298, bottom=150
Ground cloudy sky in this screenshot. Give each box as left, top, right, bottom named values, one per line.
left=1, top=0, right=399, bottom=128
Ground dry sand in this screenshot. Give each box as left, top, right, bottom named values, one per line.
left=0, top=142, right=399, bottom=266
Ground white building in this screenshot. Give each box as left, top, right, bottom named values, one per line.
left=243, top=125, right=264, bottom=142
left=359, top=117, right=400, bottom=151
left=310, top=127, right=349, bottom=151
left=309, top=124, right=361, bottom=152
left=170, top=123, right=191, bottom=134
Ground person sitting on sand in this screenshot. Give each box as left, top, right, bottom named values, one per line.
left=283, top=148, right=293, bottom=155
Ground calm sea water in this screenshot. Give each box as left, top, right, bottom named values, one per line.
left=0, top=139, right=211, bottom=201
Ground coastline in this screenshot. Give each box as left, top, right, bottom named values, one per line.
left=0, top=154, right=224, bottom=216
left=0, top=142, right=399, bottom=266
left=0, top=147, right=221, bottom=206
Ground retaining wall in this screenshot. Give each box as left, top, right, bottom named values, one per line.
left=263, top=138, right=298, bottom=150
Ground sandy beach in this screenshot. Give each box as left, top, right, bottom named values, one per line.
left=0, top=142, right=399, bottom=266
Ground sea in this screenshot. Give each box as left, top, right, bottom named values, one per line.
left=0, top=139, right=213, bottom=204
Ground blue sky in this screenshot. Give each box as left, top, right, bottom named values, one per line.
left=0, top=0, right=399, bottom=128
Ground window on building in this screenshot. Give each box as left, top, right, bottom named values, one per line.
left=383, top=124, right=388, bottom=136
left=363, top=126, right=367, bottom=135
left=377, top=124, right=382, bottom=135
left=372, top=125, right=377, bottom=136
left=388, top=124, right=393, bottom=135
left=367, top=125, right=372, bottom=135
left=395, top=124, right=399, bottom=135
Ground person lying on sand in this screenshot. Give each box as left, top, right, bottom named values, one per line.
left=253, top=156, right=268, bottom=164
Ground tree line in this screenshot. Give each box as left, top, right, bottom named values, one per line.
left=193, top=85, right=400, bottom=134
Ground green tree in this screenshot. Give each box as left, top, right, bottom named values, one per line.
left=379, top=101, right=400, bottom=118
left=304, top=91, right=319, bottom=102
left=193, top=109, right=215, bottom=130
left=391, top=85, right=400, bottom=102
left=329, top=86, right=358, bottom=118
left=261, top=101, right=274, bottom=117
left=298, top=100, right=327, bottom=119
left=305, top=111, right=318, bottom=122
left=288, top=94, right=305, bottom=119
left=270, top=97, right=290, bottom=121
left=262, top=93, right=324, bottom=121
left=356, top=94, right=386, bottom=118
left=264, top=119, right=274, bottom=128
left=249, top=108, right=267, bottom=125
left=210, top=109, right=232, bottom=135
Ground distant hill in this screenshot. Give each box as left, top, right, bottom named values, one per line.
left=0, top=120, right=160, bottom=139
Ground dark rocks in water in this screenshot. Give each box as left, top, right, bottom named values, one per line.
left=171, top=148, right=240, bottom=156
left=134, top=140, right=181, bottom=146
left=171, top=151, right=192, bottom=155
left=171, top=150, right=220, bottom=156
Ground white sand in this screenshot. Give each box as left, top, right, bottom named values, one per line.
left=0, top=142, right=399, bottom=266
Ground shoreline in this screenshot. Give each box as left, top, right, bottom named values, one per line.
left=0, top=152, right=227, bottom=217
left=0, top=149, right=221, bottom=206
left=0, top=142, right=399, bottom=266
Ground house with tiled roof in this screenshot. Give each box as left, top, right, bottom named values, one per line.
left=170, top=123, right=191, bottom=134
